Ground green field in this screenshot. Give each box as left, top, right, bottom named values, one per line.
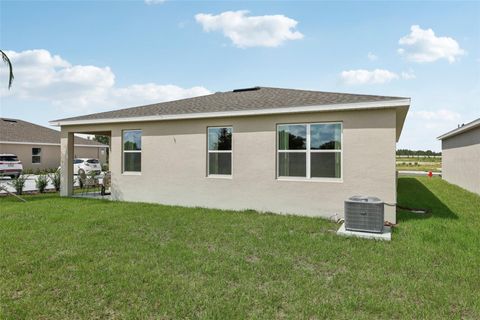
left=396, top=155, right=442, bottom=172
left=1, top=177, right=479, bottom=319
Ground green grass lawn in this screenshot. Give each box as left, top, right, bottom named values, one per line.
left=1, top=177, right=479, bottom=319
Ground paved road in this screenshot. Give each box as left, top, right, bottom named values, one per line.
left=398, top=170, right=442, bottom=177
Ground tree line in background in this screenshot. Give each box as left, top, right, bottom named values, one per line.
left=93, top=135, right=109, bottom=145
left=396, top=149, right=441, bottom=156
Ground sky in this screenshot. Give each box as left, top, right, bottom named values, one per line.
left=1, top=0, right=479, bottom=151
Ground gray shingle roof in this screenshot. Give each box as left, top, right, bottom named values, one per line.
left=0, top=118, right=106, bottom=146
left=53, top=87, right=407, bottom=123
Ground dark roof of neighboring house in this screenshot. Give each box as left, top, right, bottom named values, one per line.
left=52, top=86, right=409, bottom=123
left=0, top=118, right=107, bottom=146
left=437, top=117, right=480, bottom=140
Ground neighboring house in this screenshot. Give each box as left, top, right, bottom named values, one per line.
left=51, top=87, right=410, bottom=223
left=0, top=118, right=108, bottom=170
left=438, top=118, right=480, bottom=195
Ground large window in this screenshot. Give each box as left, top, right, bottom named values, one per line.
left=32, top=147, right=41, bottom=164
left=207, top=127, right=232, bottom=176
left=277, top=123, right=342, bottom=179
left=123, top=130, right=142, bottom=172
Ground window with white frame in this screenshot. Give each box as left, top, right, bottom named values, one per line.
left=277, top=123, right=342, bottom=179
left=207, top=127, right=232, bottom=176
left=123, top=130, right=142, bottom=172
left=32, top=147, right=41, bottom=164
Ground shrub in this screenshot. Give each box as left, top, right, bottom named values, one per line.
left=23, top=168, right=58, bottom=175
left=50, top=170, right=61, bottom=192
left=9, top=175, right=28, bottom=195
left=35, top=174, right=49, bottom=193
left=44, top=168, right=57, bottom=174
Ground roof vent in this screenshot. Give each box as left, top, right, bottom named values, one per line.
left=232, top=86, right=261, bottom=93
left=2, top=118, right=17, bottom=123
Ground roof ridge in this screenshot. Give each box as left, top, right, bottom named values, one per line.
left=257, top=86, right=408, bottom=99
left=51, top=87, right=410, bottom=124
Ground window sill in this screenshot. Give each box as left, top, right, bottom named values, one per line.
left=207, top=174, right=232, bottom=180
left=277, top=177, right=343, bottom=183
left=122, top=171, right=142, bottom=176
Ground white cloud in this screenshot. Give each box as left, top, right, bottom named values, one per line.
left=340, top=69, right=399, bottom=85
left=399, top=109, right=463, bottom=150
left=410, top=109, right=461, bottom=122
left=401, top=69, right=416, bottom=80
left=398, top=25, right=465, bottom=63
left=195, top=10, right=303, bottom=48
left=0, top=49, right=211, bottom=113
left=144, top=0, right=165, bottom=5
left=367, top=52, right=378, bottom=61
left=111, top=84, right=211, bottom=108
left=401, top=109, right=462, bottom=148
left=340, top=68, right=417, bottom=85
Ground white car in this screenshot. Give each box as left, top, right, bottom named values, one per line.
left=73, top=158, right=102, bottom=175
left=0, top=154, right=23, bottom=178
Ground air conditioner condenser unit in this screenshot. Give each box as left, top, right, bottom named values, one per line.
left=344, top=196, right=384, bottom=233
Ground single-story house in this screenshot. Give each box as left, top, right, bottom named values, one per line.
left=438, top=118, right=480, bottom=195
left=51, top=87, right=410, bottom=223
left=0, top=118, right=108, bottom=170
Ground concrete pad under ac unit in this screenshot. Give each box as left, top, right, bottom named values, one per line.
left=336, top=223, right=392, bottom=241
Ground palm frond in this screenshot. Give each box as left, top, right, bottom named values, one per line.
left=0, top=49, right=14, bottom=89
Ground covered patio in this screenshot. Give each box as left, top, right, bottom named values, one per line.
left=60, top=129, right=111, bottom=197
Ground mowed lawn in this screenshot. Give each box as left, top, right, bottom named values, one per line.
left=1, top=177, right=479, bottom=319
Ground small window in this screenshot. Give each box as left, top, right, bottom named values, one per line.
left=207, top=127, right=232, bottom=176
left=277, top=123, right=342, bottom=180
left=32, top=147, right=41, bottom=164
left=123, top=130, right=142, bottom=172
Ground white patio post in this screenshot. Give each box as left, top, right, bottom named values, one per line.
left=60, top=130, right=74, bottom=196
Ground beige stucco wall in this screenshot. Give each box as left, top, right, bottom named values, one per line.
left=61, top=108, right=399, bottom=222
left=0, top=143, right=107, bottom=170
left=442, top=126, right=480, bottom=195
